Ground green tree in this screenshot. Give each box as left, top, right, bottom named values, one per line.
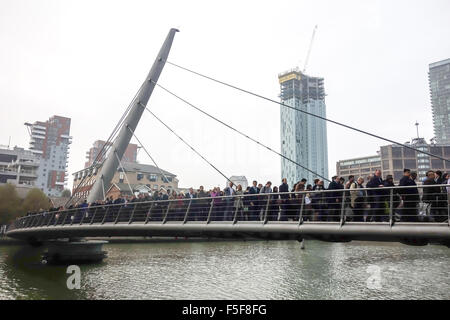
left=21, top=188, right=51, bottom=214
left=61, top=189, right=71, bottom=197
left=0, top=184, right=22, bottom=224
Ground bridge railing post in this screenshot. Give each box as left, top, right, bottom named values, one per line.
left=80, top=208, right=88, bottom=225
left=144, top=203, right=154, bottom=224
left=46, top=212, right=55, bottom=227
left=54, top=211, right=62, bottom=226
left=298, top=194, right=305, bottom=225
left=114, top=205, right=124, bottom=224
left=162, top=202, right=171, bottom=224
left=447, top=195, right=450, bottom=227
left=61, top=211, right=68, bottom=226
left=90, top=207, right=98, bottom=225
left=183, top=199, right=192, bottom=224
left=38, top=213, right=46, bottom=227
left=263, top=195, right=270, bottom=224
left=101, top=206, right=110, bottom=225
left=206, top=199, right=214, bottom=224
left=233, top=197, right=241, bottom=225
left=128, top=203, right=138, bottom=224
left=29, top=215, right=38, bottom=228
left=389, top=188, right=394, bottom=227
left=27, top=216, right=35, bottom=228
left=339, top=192, right=346, bottom=226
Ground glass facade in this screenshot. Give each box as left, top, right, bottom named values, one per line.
left=429, top=58, right=450, bottom=144
left=279, top=69, right=329, bottom=187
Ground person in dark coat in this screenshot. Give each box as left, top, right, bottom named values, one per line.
left=398, top=169, right=419, bottom=222
left=279, top=178, right=290, bottom=221
left=366, top=170, right=385, bottom=222
left=248, top=181, right=260, bottom=221
left=312, top=180, right=327, bottom=221
left=327, top=176, right=344, bottom=221
left=423, top=170, right=445, bottom=222
left=434, top=170, right=448, bottom=220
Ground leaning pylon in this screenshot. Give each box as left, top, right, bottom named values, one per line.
left=87, top=28, right=179, bottom=203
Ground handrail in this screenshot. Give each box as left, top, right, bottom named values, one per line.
left=8, top=184, right=450, bottom=232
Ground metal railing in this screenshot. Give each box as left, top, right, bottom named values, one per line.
left=7, top=184, right=450, bottom=233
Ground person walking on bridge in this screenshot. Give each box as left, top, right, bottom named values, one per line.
left=279, top=178, right=289, bottom=221
left=259, top=182, right=273, bottom=221
left=327, top=176, right=343, bottom=221
left=423, top=170, right=446, bottom=222
left=248, top=181, right=260, bottom=221
left=223, top=182, right=236, bottom=221
left=399, top=169, right=419, bottom=222
left=366, top=170, right=385, bottom=222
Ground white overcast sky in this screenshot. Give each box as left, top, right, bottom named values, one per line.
left=1, top=0, right=449, bottom=190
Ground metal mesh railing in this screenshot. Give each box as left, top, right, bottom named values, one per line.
left=8, top=185, right=450, bottom=232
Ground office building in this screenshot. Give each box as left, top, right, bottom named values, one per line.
left=336, top=138, right=450, bottom=184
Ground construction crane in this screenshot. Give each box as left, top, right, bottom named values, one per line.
left=302, top=25, right=318, bottom=74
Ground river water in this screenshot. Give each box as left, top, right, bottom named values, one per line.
left=0, top=240, right=449, bottom=300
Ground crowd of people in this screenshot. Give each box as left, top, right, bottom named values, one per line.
left=20, top=168, right=450, bottom=224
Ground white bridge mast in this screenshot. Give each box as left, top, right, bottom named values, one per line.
left=87, top=28, right=179, bottom=203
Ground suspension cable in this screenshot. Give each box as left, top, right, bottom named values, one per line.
left=126, top=125, right=171, bottom=183
left=153, top=81, right=331, bottom=182
left=66, top=81, right=145, bottom=207
left=165, top=60, right=450, bottom=163
left=144, top=108, right=233, bottom=185
left=114, top=150, right=134, bottom=196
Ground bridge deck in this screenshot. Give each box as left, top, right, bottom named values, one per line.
left=6, top=220, right=450, bottom=246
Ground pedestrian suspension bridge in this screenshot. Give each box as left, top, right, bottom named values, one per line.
left=6, top=28, right=450, bottom=252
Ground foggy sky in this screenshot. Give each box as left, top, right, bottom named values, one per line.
left=1, top=0, right=450, bottom=190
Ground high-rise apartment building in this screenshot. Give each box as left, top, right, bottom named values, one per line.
left=25, top=115, right=71, bottom=196
left=279, top=68, right=329, bottom=187
left=429, top=58, right=450, bottom=144
left=84, top=140, right=138, bottom=168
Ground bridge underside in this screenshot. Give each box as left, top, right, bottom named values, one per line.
left=7, top=222, right=450, bottom=247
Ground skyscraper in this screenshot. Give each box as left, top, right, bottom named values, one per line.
left=429, top=58, right=450, bottom=144
left=279, top=68, right=329, bottom=187
left=26, top=115, right=71, bottom=196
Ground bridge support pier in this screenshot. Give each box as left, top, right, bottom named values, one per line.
left=43, top=239, right=108, bottom=265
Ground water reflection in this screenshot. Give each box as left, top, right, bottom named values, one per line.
left=1, top=241, right=449, bottom=299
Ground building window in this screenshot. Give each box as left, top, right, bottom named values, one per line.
left=391, top=147, right=402, bottom=158
left=393, top=159, right=403, bottom=170
left=431, top=159, right=444, bottom=169
left=382, top=160, right=390, bottom=170
left=119, top=172, right=124, bottom=183
left=137, top=173, right=143, bottom=181
left=403, top=148, right=416, bottom=158
left=148, top=174, right=157, bottom=182
left=404, top=159, right=417, bottom=169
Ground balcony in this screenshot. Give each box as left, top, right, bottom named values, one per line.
left=31, top=134, right=45, bottom=140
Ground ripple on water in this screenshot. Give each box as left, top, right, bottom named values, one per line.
left=1, top=241, right=449, bottom=299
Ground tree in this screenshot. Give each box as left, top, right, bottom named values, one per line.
left=0, top=184, right=22, bottom=225
left=61, top=189, right=71, bottom=197
left=21, top=188, right=51, bottom=214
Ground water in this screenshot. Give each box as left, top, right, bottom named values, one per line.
left=0, top=240, right=449, bottom=300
